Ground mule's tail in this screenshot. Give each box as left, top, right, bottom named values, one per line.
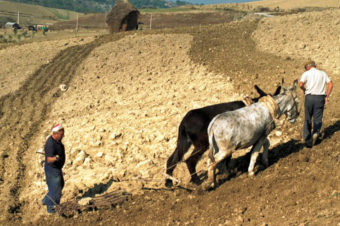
left=166, top=123, right=191, bottom=174
left=207, top=117, right=218, bottom=163
left=165, top=123, right=192, bottom=187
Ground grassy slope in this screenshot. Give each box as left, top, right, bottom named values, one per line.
left=0, top=0, right=83, bottom=25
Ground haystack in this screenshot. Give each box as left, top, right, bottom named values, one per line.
left=106, top=0, right=140, bottom=33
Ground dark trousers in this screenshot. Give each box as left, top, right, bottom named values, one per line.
left=42, top=165, right=64, bottom=213
left=303, top=94, right=325, bottom=145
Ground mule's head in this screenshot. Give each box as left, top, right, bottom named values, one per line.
left=253, top=84, right=281, bottom=102
left=280, top=79, right=299, bottom=123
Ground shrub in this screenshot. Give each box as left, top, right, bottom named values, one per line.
left=22, top=30, right=29, bottom=38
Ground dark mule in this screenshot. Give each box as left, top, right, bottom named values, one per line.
left=165, top=85, right=281, bottom=187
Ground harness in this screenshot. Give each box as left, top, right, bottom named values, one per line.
left=259, top=92, right=300, bottom=134
left=242, top=96, right=253, bottom=106
left=259, top=95, right=280, bottom=119
left=259, top=95, right=280, bottom=135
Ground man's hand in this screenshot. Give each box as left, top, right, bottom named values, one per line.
left=299, top=81, right=306, bottom=93
left=325, top=81, right=333, bottom=105
left=47, top=155, right=60, bottom=163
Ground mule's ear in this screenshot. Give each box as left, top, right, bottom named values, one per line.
left=273, top=86, right=281, bottom=95
left=281, top=78, right=287, bottom=92
left=254, top=85, right=267, bottom=97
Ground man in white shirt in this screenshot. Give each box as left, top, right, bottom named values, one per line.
left=299, top=60, right=333, bottom=148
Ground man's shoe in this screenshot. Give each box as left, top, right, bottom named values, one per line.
left=47, top=205, right=56, bottom=214
left=312, top=133, right=318, bottom=146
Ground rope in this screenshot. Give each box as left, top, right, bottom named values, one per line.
left=45, top=194, right=59, bottom=206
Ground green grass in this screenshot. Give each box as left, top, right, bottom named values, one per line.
left=0, top=1, right=82, bottom=26
left=48, top=8, right=71, bottom=20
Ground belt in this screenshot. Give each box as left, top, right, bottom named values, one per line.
left=306, top=94, right=326, bottom=96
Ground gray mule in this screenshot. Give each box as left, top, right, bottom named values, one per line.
left=206, top=80, right=299, bottom=189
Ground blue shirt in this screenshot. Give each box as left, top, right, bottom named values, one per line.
left=44, top=136, right=65, bottom=169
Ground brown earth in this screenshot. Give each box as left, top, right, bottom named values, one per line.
left=0, top=37, right=95, bottom=97
left=20, top=32, right=243, bottom=223
left=0, top=7, right=340, bottom=226
left=0, top=33, right=128, bottom=223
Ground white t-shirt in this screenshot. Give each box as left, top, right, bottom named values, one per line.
left=300, top=68, right=331, bottom=95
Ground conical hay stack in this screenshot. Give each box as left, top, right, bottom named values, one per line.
left=106, top=0, right=140, bottom=33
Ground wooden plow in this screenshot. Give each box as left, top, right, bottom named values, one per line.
left=56, top=191, right=131, bottom=217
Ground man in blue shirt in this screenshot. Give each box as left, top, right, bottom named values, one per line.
left=42, top=124, right=66, bottom=213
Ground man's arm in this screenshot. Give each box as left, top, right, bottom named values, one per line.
left=299, top=81, right=306, bottom=93
left=47, top=155, right=59, bottom=163
left=45, top=141, right=60, bottom=163
left=325, top=81, right=333, bottom=104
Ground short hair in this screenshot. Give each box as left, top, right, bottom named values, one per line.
left=304, top=60, right=316, bottom=70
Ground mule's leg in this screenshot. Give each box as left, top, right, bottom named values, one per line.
left=185, top=147, right=207, bottom=184
left=216, top=155, right=231, bottom=175
left=207, top=149, right=232, bottom=189
left=210, top=134, right=230, bottom=176
left=261, top=138, right=270, bottom=167
left=165, top=126, right=192, bottom=187
left=248, top=137, right=266, bottom=176
left=184, top=133, right=209, bottom=184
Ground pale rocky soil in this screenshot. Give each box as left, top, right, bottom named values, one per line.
left=204, top=0, right=340, bottom=11
left=253, top=9, right=340, bottom=76
left=20, top=33, right=243, bottom=221
left=0, top=36, right=94, bottom=98
left=246, top=0, right=340, bottom=10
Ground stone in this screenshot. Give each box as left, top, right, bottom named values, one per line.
left=73, top=151, right=86, bottom=167
left=275, top=130, right=282, bottom=136
left=78, top=197, right=93, bottom=206
left=94, top=152, right=104, bottom=159
left=59, top=84, right=68, bottom=92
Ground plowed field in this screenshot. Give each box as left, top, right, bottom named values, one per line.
left=0, top=9, right=339, bottom=226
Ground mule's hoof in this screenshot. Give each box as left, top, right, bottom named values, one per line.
left=262, top=161, right=269, bottom=168
left=202, top=181, right=215, bottom=191
left=248, top=171, right=255, bottom=177
left=165, top=179, right=173, bottom=188
left=216, top=173, right=229, bottom=182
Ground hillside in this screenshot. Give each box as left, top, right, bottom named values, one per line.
left=3, top=0, right=190, bottom=13
left=49, top=9, right=245, bottom=30
left=4, top=0, right=114, bottom=13
left=203, top=0, right=340, bottom=11
left=0, top=0, right=339, bottom=225
left=0, top=1, right=83, bottom=27
left=245, top=0, right=340, bottom=10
